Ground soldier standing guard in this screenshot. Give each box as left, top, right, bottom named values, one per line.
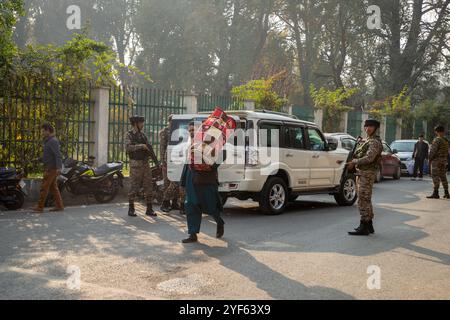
left=427, top=125, right=449, bottom=199
left=159, top=116, right=181, bottom=213
left=347, top=119, right=383, bottom=236
left=126, top=115, right=160, bottom=217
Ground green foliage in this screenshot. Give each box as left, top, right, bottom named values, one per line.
left=368, top=87, right=413, bottom=123
left=414, top=99, right=450, bottom=132
left=0, top=0, right=24, bottom=80
left=1, top=31, right=130, bottom=173
left=231, top=73, right=288, bottom=111
left=310, top=85, right=358, bottom=132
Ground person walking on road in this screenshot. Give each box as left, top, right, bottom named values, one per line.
left=412, top=134, right=429, bottom=181
left=427, top=125, right=449, bottom=199
left=181, top=109, right=236, bottom=244
left=32, top=123, right=64, bottom=213
left=347, top=119, right=383, bottom=236
left=126, top=115, right=159, bottom=217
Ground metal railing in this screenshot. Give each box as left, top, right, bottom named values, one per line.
left=108, top=86, right=186, bottom=167
left=0, top=79, right=94, bottom=172
left=198, top=93, right=244, bottom=112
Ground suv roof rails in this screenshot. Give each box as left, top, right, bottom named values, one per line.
left=258, top=109, right=299, bottom=120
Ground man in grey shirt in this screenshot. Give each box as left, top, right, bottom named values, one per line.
left=32, top=123, right=64, bottom=213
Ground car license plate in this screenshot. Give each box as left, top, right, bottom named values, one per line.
left=156, top=180, right=164, bottom=186
left=19, top=180, right=26, bottom=189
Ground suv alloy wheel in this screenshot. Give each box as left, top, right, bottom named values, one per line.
left=259, top=177, right=288, bottom=215
left=334, top=174, right=358, bottom=206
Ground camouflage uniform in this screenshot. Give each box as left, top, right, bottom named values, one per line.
left=352, top=136, right=383, bottom=222
left=429, top=136, right=449, bottom=191
left=126, top=129, right=153, bottom=203
left=159, top=126, right=180, bottom=203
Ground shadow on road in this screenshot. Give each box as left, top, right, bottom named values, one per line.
left=0, top=177, right=447, bottom=300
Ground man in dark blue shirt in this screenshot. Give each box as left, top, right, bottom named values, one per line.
left=32, top=124, right=64, bottom=213
left=412, top=134, right=429, bottom=181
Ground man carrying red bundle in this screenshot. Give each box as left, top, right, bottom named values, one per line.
left=180, top=107, right=236, bottom=244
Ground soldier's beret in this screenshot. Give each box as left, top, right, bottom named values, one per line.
left=364, top=119, right=381, bottom=129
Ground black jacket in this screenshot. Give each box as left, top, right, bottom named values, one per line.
left=413, top=141, right=429, bottom=160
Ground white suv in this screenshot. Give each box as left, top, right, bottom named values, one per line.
left=167, top=111, right=357, bottom=215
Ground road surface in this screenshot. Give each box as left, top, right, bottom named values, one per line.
left=1, top=176, right=450, bottom=300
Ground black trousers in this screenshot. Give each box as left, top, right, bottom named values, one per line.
left=413, top=158, right=426, bottom=178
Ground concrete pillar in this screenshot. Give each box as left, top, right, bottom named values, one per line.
left=90, top=87, right=110, bottom=167
left=341, top=112, right=349, bottom=133
left=314, top=109, right=323, bottom=130
left=287, top=105, right=293, bottom=115
left=396, top=118, right=403, bottom=140
left=423, top=121, right=428, bottom=139
left=379, top=116, right=387, bottom=141
left=244, top=100, right=256, bottom=111
left=183, top=93, right=198, bottom=114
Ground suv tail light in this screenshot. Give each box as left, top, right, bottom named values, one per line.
left=246, top=146, right=258, bottom=166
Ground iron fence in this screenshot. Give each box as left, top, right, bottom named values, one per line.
left=385, top=116, right=397, bottom=144
left=108, top=86, right=186, bottom=167
left=347, top=111, right=363, bottom=138
left=0, top=79, right=94, bottom=173
left=292, top=106, right=315, bottom=123
left=198, top=94, right=244, bottom=112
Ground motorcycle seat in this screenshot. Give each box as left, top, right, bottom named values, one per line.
left=0, top=168, right=17, bottom=179
left=94, top=163, right=123, bottom=176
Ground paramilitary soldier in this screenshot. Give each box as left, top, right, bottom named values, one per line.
left=347, top=119, right=383, bottom=236
left=427, top=125, right=449, bottom=199
left=126, top=115, right=160, bottom=217
left=159, top=116, right=182, bottom=213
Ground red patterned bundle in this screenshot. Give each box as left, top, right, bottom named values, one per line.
left=190, top=107, right=237, bottom=171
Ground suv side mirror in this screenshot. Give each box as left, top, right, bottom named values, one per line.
left=326, top=138, right=338, bottom=151
left=393, top=149, right=398, bottom=154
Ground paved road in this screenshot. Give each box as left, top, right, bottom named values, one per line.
left=1, top=176, right=450, bottom=300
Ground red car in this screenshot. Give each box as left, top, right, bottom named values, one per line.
left=377, top=141, right=402, bottom=183
left=325, top=133, right=402, bottom=183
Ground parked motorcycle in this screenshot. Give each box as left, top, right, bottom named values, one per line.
left=46, top=158, right=124, bottom=206
left=0, top=168, right=27, bottom=210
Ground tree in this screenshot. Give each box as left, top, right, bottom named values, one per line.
left=368, top=0, right=450, bottom=96
left=0, top=0, right=24, bottom=81
left=414, top=88, right=450, bottom=138
left=1, top=32, right=119, bottom=171
left=232, top=73, right=288, bottom=111
left=310, top=85, right=358, bottom=132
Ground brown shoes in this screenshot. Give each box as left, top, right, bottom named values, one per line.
left=49, top=207, right=64, bottom=212
left=31, top=207, right=44, bottom=213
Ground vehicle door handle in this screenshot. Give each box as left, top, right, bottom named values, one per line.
left=312, top=154, right=320, bottom=159
left=286, top=153, right=294, bottom=158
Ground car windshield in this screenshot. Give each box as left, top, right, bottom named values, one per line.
left=391, top=141, right=415, bottom=153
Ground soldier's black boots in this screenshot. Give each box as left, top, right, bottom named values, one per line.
left=128, top=202, right=137, bottom=217
left=216, top=224, right=225, bottom=239
left=349, top=221, right=371, bottom=236
left=161, top=200, right=171, bottom=213
left=146, top=203, right=157, bottom=217
left=354, top=220, right=375, bottom=234
left=427, top=190, right=440, bottom=199
left=182, top=234, right=198, bottom=244
left=444, top=190, right=450, bottom=199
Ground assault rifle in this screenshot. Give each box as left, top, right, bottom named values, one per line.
left=345, top=136, right=363, bottom=176
left=143, top=136, right=160, bottom=167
